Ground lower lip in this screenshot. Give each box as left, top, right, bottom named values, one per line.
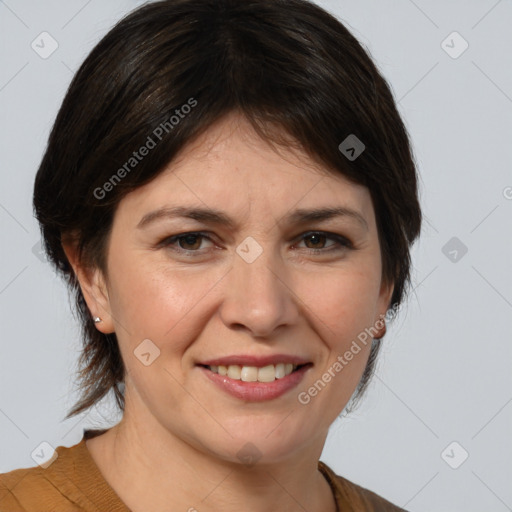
left=198, top=365, right=311, bottom=402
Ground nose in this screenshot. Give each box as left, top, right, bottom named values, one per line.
left=219, top=246, right=299, bottom=339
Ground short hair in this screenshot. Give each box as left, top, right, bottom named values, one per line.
left=33, top=0, right=422, bottom=420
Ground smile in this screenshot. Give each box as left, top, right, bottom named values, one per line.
left=198, top=362, right=313, bottom=401
left=206, top=363, right=299, bottom=382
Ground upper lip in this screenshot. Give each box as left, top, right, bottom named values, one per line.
left=199, top=354, right=311, bottom=367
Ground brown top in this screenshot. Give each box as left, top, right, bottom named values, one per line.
left=0, top=429, right=407, bottom=511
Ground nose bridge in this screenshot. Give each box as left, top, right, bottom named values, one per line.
left=220, top=238, right=296, bottom=337
left=238, top=245, right=280, bottom=300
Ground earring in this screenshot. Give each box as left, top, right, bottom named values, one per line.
left=94, top=317, right=102, bottom=323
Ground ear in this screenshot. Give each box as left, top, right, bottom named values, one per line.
left=373, top=278, right=395, bottom=339
left=62, top=237, right=115, bottom=334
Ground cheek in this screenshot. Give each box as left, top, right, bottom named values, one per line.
left=106, top=254, right=225, bottom=352
left=300, top=268, right=380, bottom=339
left=298, top=269, right=378, bottom=398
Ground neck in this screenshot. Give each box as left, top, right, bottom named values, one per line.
left=88, top=402, right=337, bottom=512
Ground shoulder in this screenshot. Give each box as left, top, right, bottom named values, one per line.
left=0, top=463, right=62, bottom=512
left=0, top=439, right=94, bottom=512
left=318, top=461, right=408, bottom=512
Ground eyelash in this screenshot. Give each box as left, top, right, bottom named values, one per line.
left=159, top=231, right=353, bottom=257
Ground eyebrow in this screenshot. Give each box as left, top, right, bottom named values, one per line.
left=137, top=205, right=369, bottom=231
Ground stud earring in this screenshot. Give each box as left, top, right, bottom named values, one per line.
left=94, top=317, right=102, bottom=323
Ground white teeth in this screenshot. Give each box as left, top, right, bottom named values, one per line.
left=208, top=363, right=299, bottom=382
left=227, top=365, right=241, bottom=379
left=257, top=365, right=276, bottom=383
left=241, top=366, right=258, bottom=382
left=275, top=363, right=286, bottom=379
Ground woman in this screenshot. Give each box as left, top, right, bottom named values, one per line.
left=0, top=0, right=421, bottom=510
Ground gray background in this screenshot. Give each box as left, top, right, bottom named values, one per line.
left=1, top=1, right=511, bottom=510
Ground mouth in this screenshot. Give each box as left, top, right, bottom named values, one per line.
left=198, top=363, right=310, bottom=383
left=197, top=360, right=313, bottom=402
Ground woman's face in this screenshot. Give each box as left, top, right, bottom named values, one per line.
left=89, top=112, right=393, bottom=464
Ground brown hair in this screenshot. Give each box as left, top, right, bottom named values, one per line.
left=33, top=0, right=422, bottom=420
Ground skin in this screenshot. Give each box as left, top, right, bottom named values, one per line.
left=63, top=111, right=393, bottom=512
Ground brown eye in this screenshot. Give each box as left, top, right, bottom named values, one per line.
left=297, top=232, right=352, bottom=253
left=160, top=231, right=214, bottom=255
left=177, top=234, right=204, bottom=250
left=303, top=233, right=328, bottom=249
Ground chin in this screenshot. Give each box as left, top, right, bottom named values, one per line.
left=204, top=419, right=316, bottom=466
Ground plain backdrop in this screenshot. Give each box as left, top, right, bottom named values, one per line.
left=0, top=1, right=511, bottom=510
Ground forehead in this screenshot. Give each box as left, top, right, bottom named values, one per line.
left=170, top=112, right=332, bottom=179
left=117, top=112, right=373, bottom=223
